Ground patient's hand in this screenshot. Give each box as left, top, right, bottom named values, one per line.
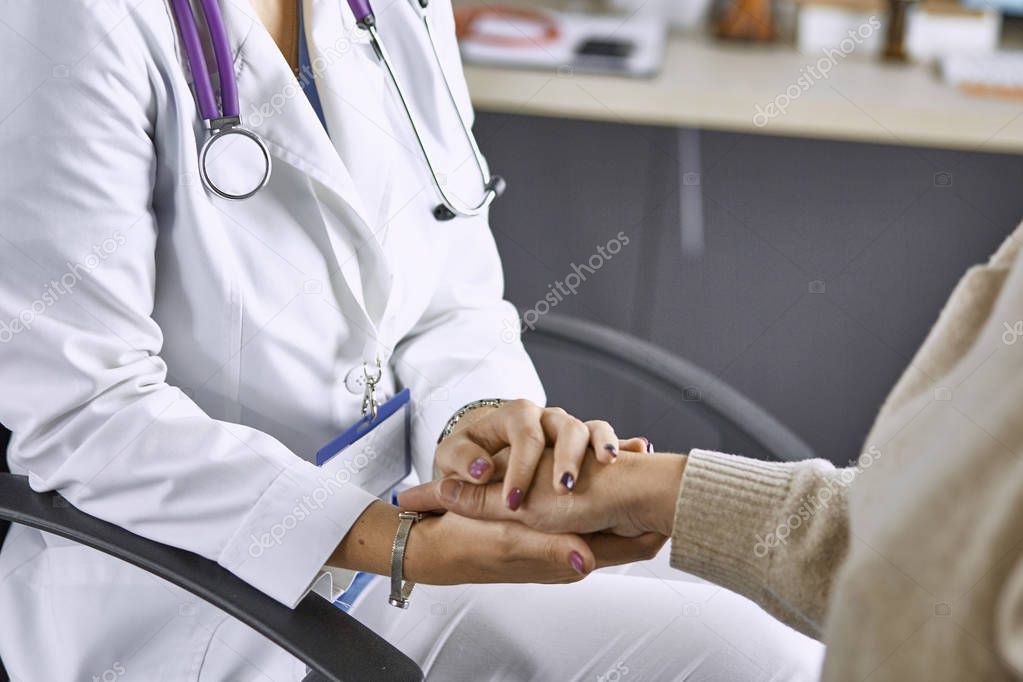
left=402, top=447, right=686, bottom=538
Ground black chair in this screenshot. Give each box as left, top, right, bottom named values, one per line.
left=0, top=314, right=813, bottom=681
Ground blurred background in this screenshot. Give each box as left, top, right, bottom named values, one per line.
left=451, top=0, right=1023, bottom=464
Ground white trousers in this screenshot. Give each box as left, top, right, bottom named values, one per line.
left=198, top=547, right=824, bottom=682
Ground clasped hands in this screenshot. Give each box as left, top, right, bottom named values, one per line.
left=395, top=399, right=686, bottom=586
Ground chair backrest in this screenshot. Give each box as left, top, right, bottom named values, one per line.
left=0, top=428, right=9, bottom=682
left=0, top=426, right=9, bottom=548
left=524, top=314, right=816, bottom=463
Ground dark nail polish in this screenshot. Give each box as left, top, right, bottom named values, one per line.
left=569, top=551, right=586, bottom=575
left=645, top=438, right=655, bottom=453
left=560, top=472, right=575, bottom=491
left=507, top=487, right=524, bottom=511
left=469, top=457, right=489, bottom=479
left=604, top=443, right=618, bottom=460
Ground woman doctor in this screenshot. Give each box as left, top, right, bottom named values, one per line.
left=0, top=0, right=821, bottom=679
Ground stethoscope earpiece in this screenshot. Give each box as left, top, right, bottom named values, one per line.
left=433, top=205, right=457, bottom=221
left=487, top=175, right=507, bottom=198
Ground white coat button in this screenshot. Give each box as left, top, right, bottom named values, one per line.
left=344, top=366, right=368, bottom=394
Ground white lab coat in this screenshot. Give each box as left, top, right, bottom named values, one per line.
left=0, top=0, right=544, bottom=678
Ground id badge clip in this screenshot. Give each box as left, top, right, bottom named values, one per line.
left=316, top=388, right=412, bottom=499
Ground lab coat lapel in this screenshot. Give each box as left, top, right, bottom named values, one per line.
left=218, top=0, right=393, bottom=324
left=304, top=0, right=396, bottom=221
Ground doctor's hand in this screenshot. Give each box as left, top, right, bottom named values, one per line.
left=330, top=499, right=665, bottom=585
left=402, top=448, right=686, bottom=539
left=435, top=399, right=640, bottom=510
left=405, top=511, right=665, bottom=585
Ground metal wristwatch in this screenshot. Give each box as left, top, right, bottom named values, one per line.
left=436, top=398, right=505, bottom=443
left=388, top=511, right=422, bottom=609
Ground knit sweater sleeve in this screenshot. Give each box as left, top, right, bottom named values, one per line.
left=669, top=449, right=856, bottom=639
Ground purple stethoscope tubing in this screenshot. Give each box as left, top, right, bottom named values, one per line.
left=169, top=0, right=236, bottom=120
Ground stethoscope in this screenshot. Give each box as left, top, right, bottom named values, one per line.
left=170, top=0, right=505, bottom=220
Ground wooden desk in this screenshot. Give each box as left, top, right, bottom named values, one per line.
left=462, top=31, right=1023, bottom=153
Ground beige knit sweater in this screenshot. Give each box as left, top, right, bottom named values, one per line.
left=670, top=222, right=1023, bottom=681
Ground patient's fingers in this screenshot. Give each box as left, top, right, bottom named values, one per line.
left=588, top=532, right=667, bottom=569
left=619, top=436, right=653, bottom=454
left=542, top=409, right=590, bottom=494
left=587, top=420, right=619, bottom=464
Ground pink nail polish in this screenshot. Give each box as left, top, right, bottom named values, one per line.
left=469, top=457, right=489, bottom=479
left=507, top=488, right=523, bottom=511
left=569, top=551, right=586, bottom=575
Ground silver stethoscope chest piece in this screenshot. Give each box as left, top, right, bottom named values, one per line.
left=198, top=119, right=272, bottom=201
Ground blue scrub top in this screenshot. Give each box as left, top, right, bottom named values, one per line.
left=298, top=3, right=328, bottom=132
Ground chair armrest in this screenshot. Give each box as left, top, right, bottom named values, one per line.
left=0, top=473, right=422, bottom=682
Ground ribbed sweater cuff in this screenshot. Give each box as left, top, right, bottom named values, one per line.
left=670, top=449, right=797, bottom=601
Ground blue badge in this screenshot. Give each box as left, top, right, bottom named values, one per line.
left=316, top=388, right=412, bottom=499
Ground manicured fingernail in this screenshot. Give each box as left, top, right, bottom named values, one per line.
left=469, top=457, right=489, bottom=479
left=569, top=551, right=586, bottom=575
left=560, top=472, right=575, bottom=491
left=507, top=487, right=523, bottom=510
left=604, top=443, right=617, bottom=461
left=645, top=438, right=655, bottom=453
